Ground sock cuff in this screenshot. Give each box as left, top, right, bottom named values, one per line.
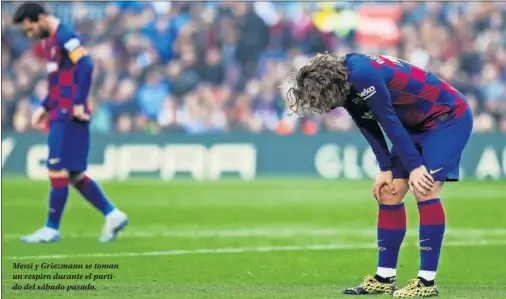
left=378, top=206, right=407, bottom=230
left=418, top=198, right=445, bottom=226
left=50, top=177, right=69, bottom=188
left=379, top=202, right=405, bottom=210
left=417, top=198, right=440, bottom=206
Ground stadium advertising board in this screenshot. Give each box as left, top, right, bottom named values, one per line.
left=2, top=133, right=506, bottom=181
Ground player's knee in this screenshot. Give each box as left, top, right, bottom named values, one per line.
left=379, top=181, right=409, bottom=205
left=379, top=188, right=403, bottom=205
left=414, top=182, right=443, bottom=202
left=48, top=169, right=69, bottom=178
left=69, top=171, right=85, bottom=185
left=48, top=170, right=70, bottom=188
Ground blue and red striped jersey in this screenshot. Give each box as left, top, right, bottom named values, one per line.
left=40, top=23, right=91, bottom=121
left=343, top=53, right=469, bottom=173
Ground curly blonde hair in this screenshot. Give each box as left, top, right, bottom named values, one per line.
left=285, top=53, right=351, bottom=116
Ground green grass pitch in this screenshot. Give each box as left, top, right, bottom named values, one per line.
left=2, top=178, right=506, bottom=299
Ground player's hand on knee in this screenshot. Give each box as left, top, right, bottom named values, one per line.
left=409, top=165, right=434, bottom=195
left=73, top=104, right=91, bottom=121
left=31, top=107, right=48, bottom=129
left=413, top=181, right=443, bottom=201
left=373, top=170, right=396, bottom=203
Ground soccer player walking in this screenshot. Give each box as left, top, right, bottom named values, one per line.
left=287, top=53, right=473, bottom=297
left=14, top=3, right=128, bottom=243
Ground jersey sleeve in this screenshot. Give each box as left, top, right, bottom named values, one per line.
left=56, top=25, right=94, bottom=106
left=345, top=102, right=392, bottom=171
left=349, top=65, right=423, bottom=173
left=56, top=26, right=87, bottom=64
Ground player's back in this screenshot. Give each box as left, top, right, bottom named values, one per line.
left=39, top=23, right=90, bottom=121
left=346, top=53, right=468, bottom=131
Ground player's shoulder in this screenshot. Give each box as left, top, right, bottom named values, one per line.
left=346, top=53, right=384, bottom=83
left=56, top=23, right=82, bottom=49
left=56, top=23, right=79, bottom=40
left=346, top=53, right=376, bottom=67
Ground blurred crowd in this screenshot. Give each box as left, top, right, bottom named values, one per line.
left=2, top=1, right=506, bottom=134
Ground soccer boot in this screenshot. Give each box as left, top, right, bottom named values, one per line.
left=393, top=278, right=439, bottom=297
left=99, top=209, right=128, bottom=242
left=20, top=227, right=60, bottom=243
left=343, top=275, right=396, bottom=295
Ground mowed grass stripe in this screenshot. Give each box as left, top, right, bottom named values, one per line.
left=2, top=179, right=504, bottom=207
left=4, top=227, right=506, bottom=240
left=4, top=239, right=506, bottom=261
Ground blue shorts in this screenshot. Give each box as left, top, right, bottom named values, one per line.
left=47, top=121, right=90, bottom=172
left=391, top=108, right=473, bottom=182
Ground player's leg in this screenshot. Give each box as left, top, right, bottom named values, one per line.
left=393, top=109, right=472, bottom=298
left=69, top=172, right=115, bottom=216
left=69, top=171, right=128, bottom=242
left=66, top=121, right=128, bottom=242
left=393, top=183, right=445, bottom=298
left=21, top=123, right=69, bottom=243
left=376, top=178, right=410, bottom=280
left=415, top=183, right=445, bottom=285
left=65, top=121, right=109, bottom=214
left=343, top=153, right=410, bottom=295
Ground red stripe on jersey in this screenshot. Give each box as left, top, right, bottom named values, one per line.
left=410, top=65, right=427, bottom=83
left=393, top=93, right=418, bottom=105
left=382, top=58, right=397, bottom=68
left=49, top=86, right=60, bottom=99
left=418, top=84, right=441, bottom=103
left=441, top=81, right=457, bottom=96
left=50, top=110, right=58, bottom=119
left=453, top=97, right=468, bottom=118
left=59, top=68, right=75, bottom=86
left=59, top=98, right=72, bottom=110
left=388, top=70, right=410, bottom=91
left=369, top=61, right=382, bottom=70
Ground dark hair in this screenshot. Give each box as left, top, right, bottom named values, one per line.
left=13, top=3, right=48, bottom=24
left=285, top=53, right=351, bottom=116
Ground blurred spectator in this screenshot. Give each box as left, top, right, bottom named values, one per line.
left=137, top=69, right=169, bottom=120
left=116, top=113, right=133, bottom=134
left=1, top=1, right=505, bottom=134
left=198, top=47, right=225, bottom=85
left=12, top=97, right=32, bottom=133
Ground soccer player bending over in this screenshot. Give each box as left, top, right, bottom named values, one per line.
left=287, top=53, right=472, bottom=297
left=14, top=3, right=128, bottom=243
